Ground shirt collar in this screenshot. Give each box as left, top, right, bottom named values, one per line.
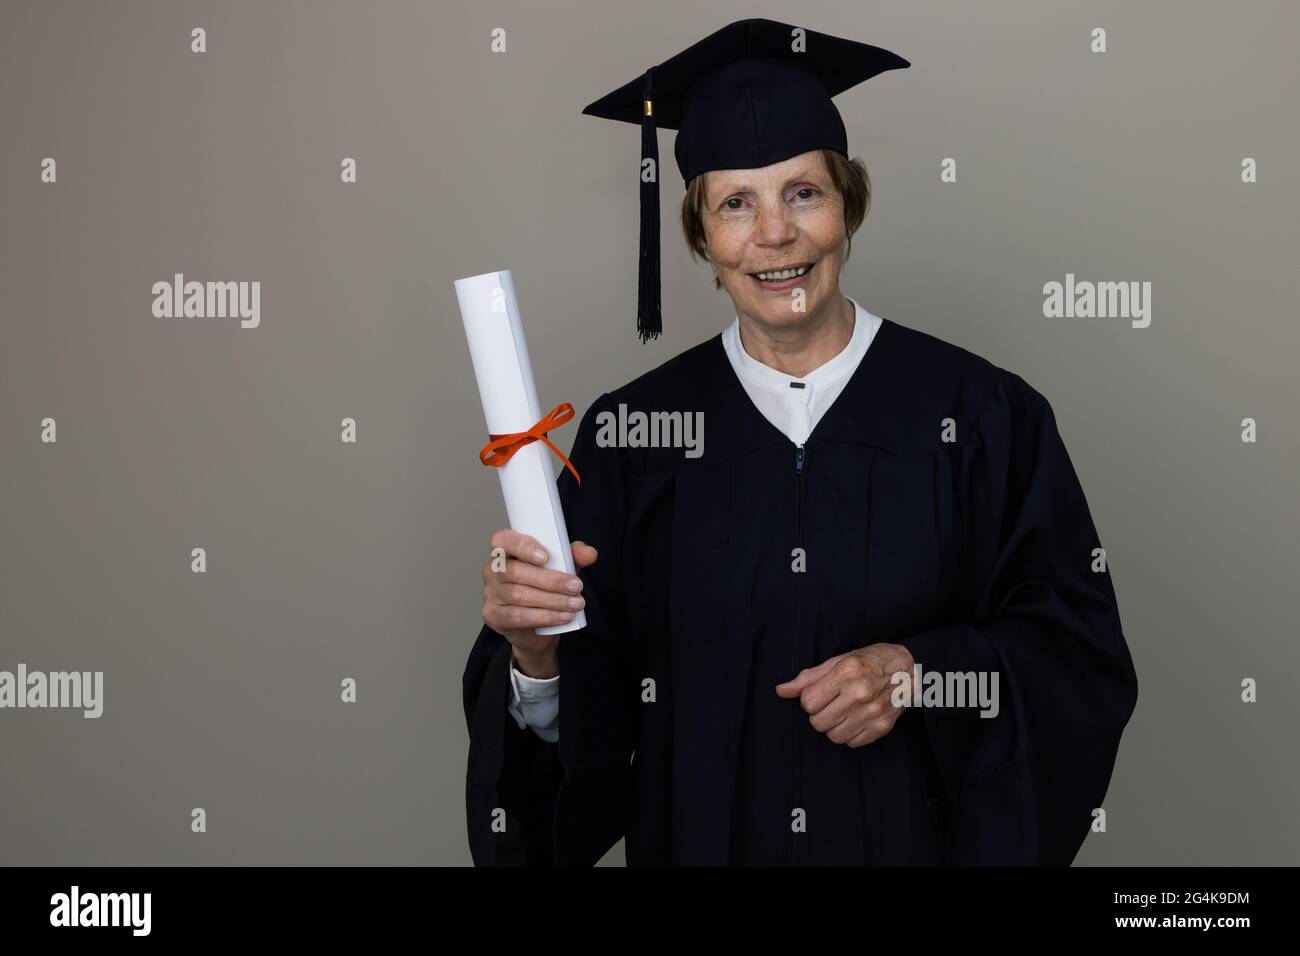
left=721, top=295, right=881, bottom=398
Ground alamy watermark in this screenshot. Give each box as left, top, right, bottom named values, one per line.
left=1042, top=272, right=1150, bottom=328
left=0, top=664, right=103, bottom=718
left=152, top=273, right=260, bottom=328
left=890, top=664, right=1000, bottom=718
left=50, top=886, right=150, bottom=936
left=595, top=403, right=704, bottom=459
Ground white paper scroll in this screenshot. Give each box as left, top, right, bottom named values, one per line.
left=455, top=269, right=587, bottom=635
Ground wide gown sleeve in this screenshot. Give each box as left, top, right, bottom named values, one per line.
left=900, top=370, right=1139, bottom=865
left=462, top=391, right=636, bottom=866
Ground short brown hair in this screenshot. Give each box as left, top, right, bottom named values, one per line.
left=680, top=149, right=871, bottom=290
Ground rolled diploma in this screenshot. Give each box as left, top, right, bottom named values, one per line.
left=455, top=269, right=587, bottom=635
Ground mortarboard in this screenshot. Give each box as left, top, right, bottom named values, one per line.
left=581, top=18, right=909, bottom=342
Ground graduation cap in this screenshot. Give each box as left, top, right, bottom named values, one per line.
left=581, top=18, right=909, bottom=342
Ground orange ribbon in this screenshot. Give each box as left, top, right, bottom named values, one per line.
left=479, top=402, right=582, bottom=486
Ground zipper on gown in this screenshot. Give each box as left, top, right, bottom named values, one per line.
left=789, top=442, right=806, bottom=863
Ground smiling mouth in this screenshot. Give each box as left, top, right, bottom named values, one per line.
left=748, top=261, right=815, bottom=286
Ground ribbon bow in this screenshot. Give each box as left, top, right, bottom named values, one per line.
left=479, top=402, right=582, bottom=486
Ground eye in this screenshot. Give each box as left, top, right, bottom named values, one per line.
left=723, top=197, right=745, bottom=210
left=793, top=186, right=818, bottom=200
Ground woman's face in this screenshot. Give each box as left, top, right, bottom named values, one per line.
left=701, top=150, right=846, bottom=331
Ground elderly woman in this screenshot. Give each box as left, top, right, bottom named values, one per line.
left=463, top=18, right=1137, bottom=867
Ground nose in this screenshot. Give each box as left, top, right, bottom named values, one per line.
left=754, top=196, right=798, bottom=247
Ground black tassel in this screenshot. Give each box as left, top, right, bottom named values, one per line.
left=638, top=69, right=662, bottom=342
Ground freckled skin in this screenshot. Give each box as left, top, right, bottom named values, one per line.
left=701, top=150, right=855, bottom=378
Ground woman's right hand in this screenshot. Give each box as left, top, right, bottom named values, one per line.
left=481, top=529, right=598, bottom=678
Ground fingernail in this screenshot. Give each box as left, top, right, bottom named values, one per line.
left=567, top=597, right=584, bottom=609
left=558, top=612, right=574, bottom=622
left=533, top=549, right=547, bottom=562
left=566, top=578, right=582, bottom=592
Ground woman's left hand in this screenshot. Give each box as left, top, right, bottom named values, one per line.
left=775, top=642, right=914, bottom=747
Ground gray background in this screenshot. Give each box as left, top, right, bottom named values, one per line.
left=1, top=0, right=1296, bottom=866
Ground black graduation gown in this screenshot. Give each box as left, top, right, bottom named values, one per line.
left=463, top=316, right=1138, bottom=866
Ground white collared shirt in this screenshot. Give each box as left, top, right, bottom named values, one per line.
left=507, top=297, right=884, bottom=741
left=720, top=295, right=881, bottom=446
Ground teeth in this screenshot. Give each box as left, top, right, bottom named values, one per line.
left=755, top=265, right=809, bottom=281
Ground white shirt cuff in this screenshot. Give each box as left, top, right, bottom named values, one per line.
left=506, top=652, right=560, bottom=743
